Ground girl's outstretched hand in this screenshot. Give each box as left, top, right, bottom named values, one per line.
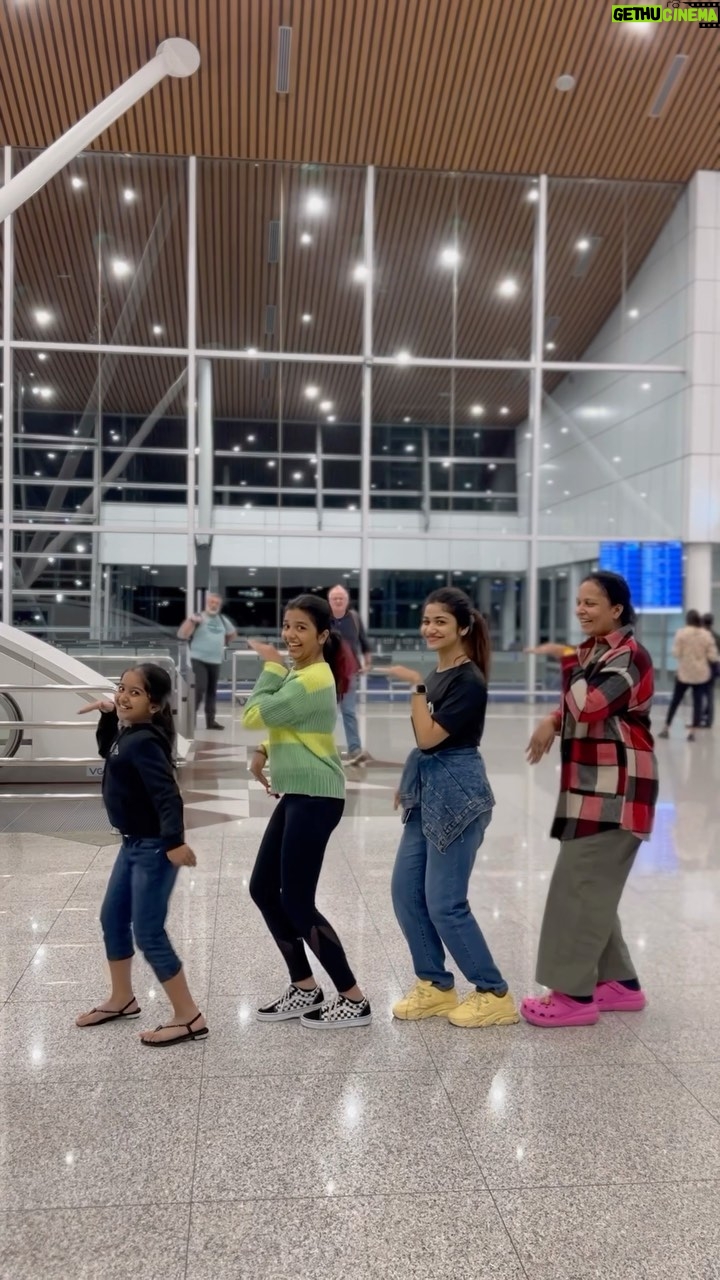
left=77, top=698, right=116, bottom=715
left=525, top=644, right=571, bottom=660
left=250, top=749, right=277, bottom=795
left=526, top=716, right=557, bottom=764
left=247, top=638, right=285, bottom=666
left=387, top=665, right=424, bottom=685
left=167, top=844, right=197, bottom=868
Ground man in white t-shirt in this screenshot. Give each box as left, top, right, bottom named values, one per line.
left=178, top=593, right=237, bottom=730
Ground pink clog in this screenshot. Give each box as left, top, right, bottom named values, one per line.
left=520, top=991, right=599, bottom=1028
left=594, top=980, right=647, bottom=1012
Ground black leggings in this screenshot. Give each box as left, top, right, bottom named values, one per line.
left=192, top=660, right=219, bottom=724
left=249, top=794, right=356, bottom=992
left=665, top=679, right=705, bottom=729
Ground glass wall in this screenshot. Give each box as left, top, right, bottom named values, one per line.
left=1, top=152, right=689, bottom=692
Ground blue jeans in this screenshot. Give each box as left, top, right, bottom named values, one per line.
left=338, top=674, right=362, bottom=754
left=100, top=837, right=181, bottom=984
left=391, top=808, right=507, bottom=992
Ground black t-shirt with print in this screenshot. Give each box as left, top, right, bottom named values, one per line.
left=422, top=661, right=487, bottom=752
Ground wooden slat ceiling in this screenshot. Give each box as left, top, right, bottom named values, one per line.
left=0, top=0, right=716, bottom=181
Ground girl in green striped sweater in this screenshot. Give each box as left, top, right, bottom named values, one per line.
left=243, top=594, right=372, bottom=1029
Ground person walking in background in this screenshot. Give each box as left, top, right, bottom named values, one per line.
left=243, top=594, right=372, bottom=1028
left=178, top=592, right=237, bottom=730
left=327, top=583, right=372, bottom=766
left=522, top=571, right=658, bottom=1028
left=700, top=613, right=720, bottom=728
left=658, top=609, right=718, bottom=742
left=75, top=664, right=207, bottom=1047
left=387, top=587, right=519, bottom=1029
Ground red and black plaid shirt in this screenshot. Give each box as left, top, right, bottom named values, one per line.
left=551, top=626, right=659, bottom=842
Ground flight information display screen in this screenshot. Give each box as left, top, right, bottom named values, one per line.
left=598, top=541, right=683, bottom=612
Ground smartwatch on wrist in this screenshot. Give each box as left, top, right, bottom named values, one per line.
left=412, top=684, right=427, bottom=695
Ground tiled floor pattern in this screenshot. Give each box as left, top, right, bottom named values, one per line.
left=1, top=708, right=720, bottom=1277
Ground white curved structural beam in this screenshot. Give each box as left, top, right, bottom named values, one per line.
left=0, top=38, right=200, bottom=222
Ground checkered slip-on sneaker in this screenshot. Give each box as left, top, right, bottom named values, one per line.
left=300, top=992, right=372, bottom=1029
left=256, top=984, right=325, bottom=1022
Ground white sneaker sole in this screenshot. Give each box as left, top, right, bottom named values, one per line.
left=300, top=1011, right=373, bottom=1030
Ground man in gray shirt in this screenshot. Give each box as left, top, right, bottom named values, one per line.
left=328, top=584, right=371, bottom=765
left=178, top=593, right=236, bottom=730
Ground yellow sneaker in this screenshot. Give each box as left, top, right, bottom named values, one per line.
left=447, top=990, right=520, bottom=1028
left=392, top=979, right=459, bottom=1021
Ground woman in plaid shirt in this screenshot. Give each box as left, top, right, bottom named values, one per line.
left=521, top=571, right=659, bottom=1028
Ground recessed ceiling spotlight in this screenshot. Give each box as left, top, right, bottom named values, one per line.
left=628, top=308, right=639, bottom=319
left=301, top=313, right=312, bottom=323
left=111, top=257, right=132, bottom=279
left=70, top=176, right=85, bottom=190
left=326, top=415, right=336, bottom=423
left=396, top=350, right=411, bottom=365
left=499, top=406, right=510, bottom=416
left=555, top=73, right=576, bottom=92
left=497, top=278, right=519, bottom=299
left=641, top=382, right=651, bottom=390
left=246, top=346, right=258, bottom=355
left=352, top=263, right=369, bottom=283
left=292, top=471, right=303, bottom=481
left=404, top=444, right=416, bottom=453
left=471, top=404, right=484, bottom=417
left=305, top=385, right=320, bottom=399
left=152, top=323, right=163, bottom=336
left=575, top=238, right=591, bottom=252
left=439, top=246, right=461, bottom=269
left=526, top=186, right=540, bottom=203
left=38, top=352, right=48, bottom=361
left=122, top=188, right=137, bottom=204
left=403, top=416, right=411, bottom=423
left=545, top=341, right=556, bottom=351
left=34, top=308, right=53, bottom=327
left=319, top=400, right=333, bottom=412
left=300, top=232, right=312, bottom=246
left=613, top=456, right=622, bottom=463
left=305, top=193, right=326, bottom=215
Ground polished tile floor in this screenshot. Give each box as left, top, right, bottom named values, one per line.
left=2, top=705, right=720, bottom=1277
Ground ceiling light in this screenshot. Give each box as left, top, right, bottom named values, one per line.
left=39, top=387, right=53, bottom=400
left=319, top=400, right=333, bottom=412
left=560, top=425, right=569, bottom=434
left=122, top=188, right=137, bottom=203
left=613, top=456, right=622, bottom=463
left=47, top=451, right=56, bottom=459
left=267, top=460, right=276, bottom=468
left=473, top=431, right=480, bottom=439
left=403, top=416, right=411, bottom=423
left=576, top=238, right=591, bottom=252
left=305, top=193, right=326, bottom=215
left=555, top=73, right=576, bottom=92
left=442, top=460, right=451, bottom=469
left=232, top=445, right=240, bottom=453
left=497, top=278, right=519, bottom=299
left=347, top=504, right=357, bottom=511
left=564, top=490, right=570, bottom=496
left=464, top=482, right=472, bottom=489
left=352, top=263, right=368, bottom=283
left=396, top=350, right=411, bottom=365
left=524, top=431, right=532, bottom=439
left=246, top=346, right=258, bottom=355
left=404, top=444, right=416, bottom=453
left=628, top=308, right=639, bottom=319
left=305, top=385, right=319, bottom=400
left=38, top=352, right=48, bottom=362
left=31, top=386, right=40, bottom=396
left=247, top=434, right=256, bottom=442
left=488, top=463, right=497, bottom=471
left=300, top=233, right=312, bottom=246
left=33, top=470, right=41, bottom=477
left=326, top=414, right=336, bottom=422
left=34, top=308, right=53, bottom=327
left=292, top=471, right=303, bottom=481
left=499, top=406, right=510, bottom=416
left=152, top=324, right=163, bottom=336
left=641, top=382, right=651, bottom=390
left=471, top=404, right=484, bottom=416
left=111, top=258, right=132, bottom=279
left=76, top=543, right=86, bottom=552
left=70, top=176, right=85, bottom=190
left=526, top=187, right=540, bottom=203
left=439, top=246, right=461, bottom=269
left=301, top=314, right=312, bottom=323
left=75, top=579, right=82, bottom=587
left=545, top=341, right=556, bottom=351
left=55, top=593, right=64, bottom=603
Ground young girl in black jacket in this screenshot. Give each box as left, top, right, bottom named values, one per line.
left=75, top=664, right=208, bottom=1047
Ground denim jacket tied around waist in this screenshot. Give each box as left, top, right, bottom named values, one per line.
left=398, top=746, right=495, bottom=853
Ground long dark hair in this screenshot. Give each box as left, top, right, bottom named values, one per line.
left=423, top=587, right=491, bottom=680
left=285, top=594, right=355, bottom=697
left=584, top=572, right=636, bottom=627
left=686, top=609, right=701, bottom=627
left=127, top=663, right=176, bottom=749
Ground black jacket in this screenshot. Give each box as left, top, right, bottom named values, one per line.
left=97, top=711, right=184, bottom=849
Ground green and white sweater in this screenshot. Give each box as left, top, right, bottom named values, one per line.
left=242, top=661, right=345, bottom=799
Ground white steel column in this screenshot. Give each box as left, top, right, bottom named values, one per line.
left=685, top=543, right=712, bottom=615
left=527, top=173, right=547, bottom=700
left=2, top=147, right=14, bottom=624
left=359, top=165, right=374, bottom=626
left=186, top=156, right=198, bottom=612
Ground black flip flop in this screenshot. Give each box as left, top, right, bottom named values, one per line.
left=79, top=997, right=141, bottom=1026
left=140, top=1011, right=209, bottom=1048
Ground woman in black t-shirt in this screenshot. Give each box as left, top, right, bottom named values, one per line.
left=387, top=588, right=518, bottom=1029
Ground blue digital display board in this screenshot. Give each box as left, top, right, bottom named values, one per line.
left=598, top=541, right=683, bottom=613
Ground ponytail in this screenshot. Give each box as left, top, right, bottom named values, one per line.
left=151, top=702, right=177, bottom=752
left=424, top=587, right=492, bottom=681
left=132, top=662, right=177, bottom=753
